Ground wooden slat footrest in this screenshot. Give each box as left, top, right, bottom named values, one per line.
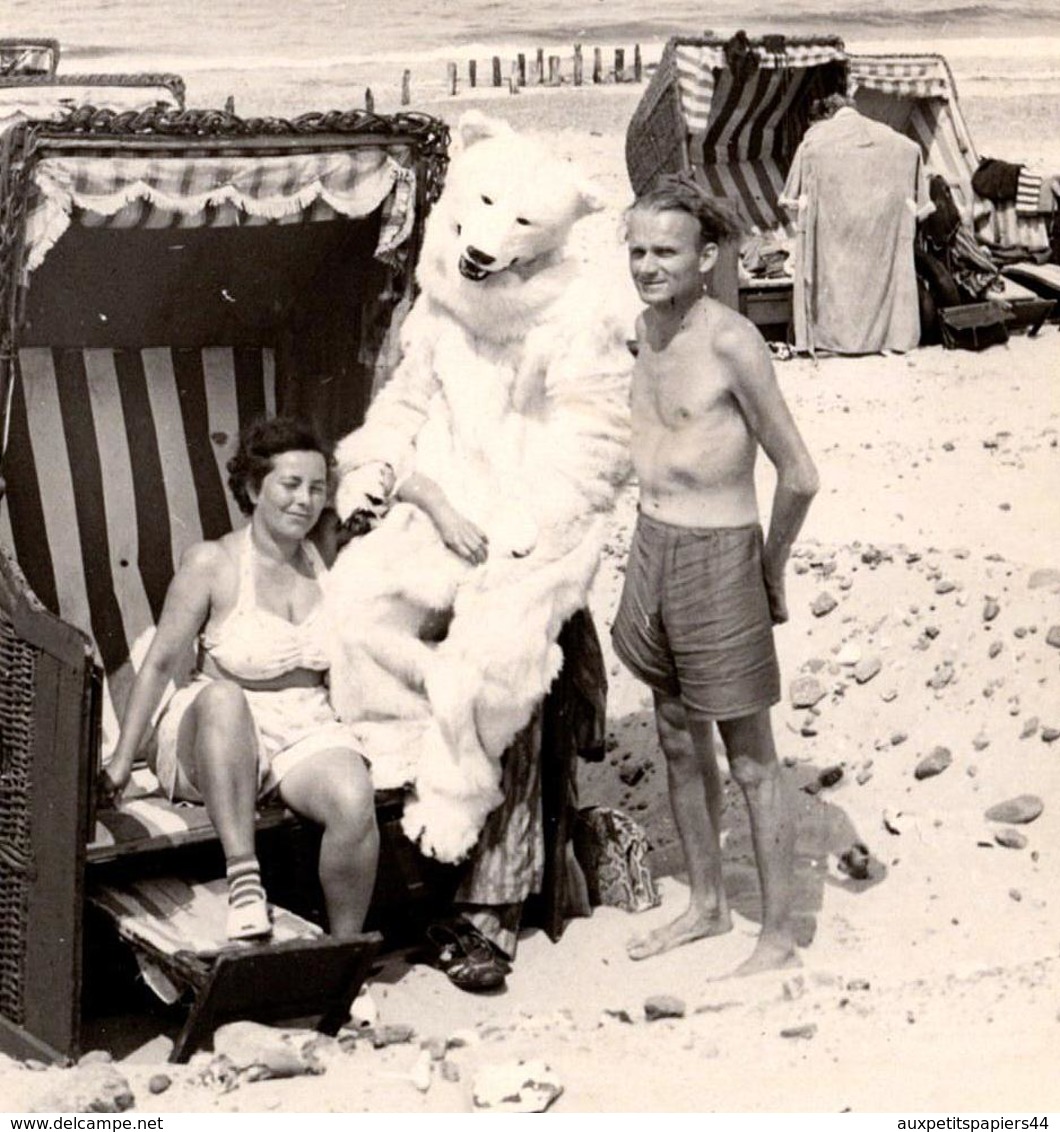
left=89, top=877, right=382, bottom=1062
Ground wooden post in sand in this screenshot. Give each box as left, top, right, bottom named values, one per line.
left=223, top=95, right=235, bottom=114
left=634, top=44, right=642, bottom=82
left=536, top=47, right=545, bottom=84
left=469, top=59, right=477, bottom=88
left=517, top=52, right=526, bottom=86
left=593, top=47, right=603, bottom=83
left=509, top=60, right=519, bottom=95
left=614, top=47, right=625, bottom=83
left=364, top=87, right=375, bottom=112
left=447, top=62, right=458, bottom=95
left=548, top=55, right=561, bottom=86
left=573, top=44, right=583, bottom=86
left=401, top=69, right=411, bottom=105
left=491, top=55, right=502, bottom=87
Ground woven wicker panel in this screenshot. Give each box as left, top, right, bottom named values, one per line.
left=626, top=47, right=687, bottom=195
left=0, top=609, right=34, bottom=1025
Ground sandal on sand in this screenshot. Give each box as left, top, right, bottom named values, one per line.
left=425, top=920, right=511, bottom=993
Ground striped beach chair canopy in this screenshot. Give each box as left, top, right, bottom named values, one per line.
left=626, top=33, right=848, bottom=234
left=0, top=106, right=449, bottom=754
left=850, top=53, right=1051, bottom=256
left=849, top=54, right=978, bottom=224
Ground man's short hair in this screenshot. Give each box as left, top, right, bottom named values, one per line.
left=630, top=173, right=746, bottom=245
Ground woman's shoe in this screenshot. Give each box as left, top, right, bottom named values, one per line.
left=425, top=920, right=511, bottom=993
left=226, top=895, right=272, bottom=941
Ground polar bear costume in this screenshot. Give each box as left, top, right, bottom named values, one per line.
left=325, top=112, right=633, bottom=863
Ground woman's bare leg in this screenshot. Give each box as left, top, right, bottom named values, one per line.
left=279, top=747, right=379, bottom=939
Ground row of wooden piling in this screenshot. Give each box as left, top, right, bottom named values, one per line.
left=359, top=44, right=648, bottom=111
left=449, top=45, right=646, bottom=95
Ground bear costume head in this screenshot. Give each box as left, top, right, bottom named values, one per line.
left=417, top=111, right=606, bottom=339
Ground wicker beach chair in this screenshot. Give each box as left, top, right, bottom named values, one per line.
left=625, top=37, right=1056, bottom=338
left=0, top=100, right=454, bottom=1062
left=0, top=90, right=605, bottom=1062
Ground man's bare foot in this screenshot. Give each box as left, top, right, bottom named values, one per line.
left=731, top=934, right=800, bottom=977
left=627, top=906, right=733, bottom=961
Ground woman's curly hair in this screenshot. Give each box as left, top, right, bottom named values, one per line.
left=226, top=415, right=334, bottom=517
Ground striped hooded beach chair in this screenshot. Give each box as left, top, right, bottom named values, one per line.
left=0, top=102, right=450, bottom=1062
left=849, top=53, right=1052, bottom=259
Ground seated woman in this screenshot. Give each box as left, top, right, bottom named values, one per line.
left=99, top=416, right=378, bottom=942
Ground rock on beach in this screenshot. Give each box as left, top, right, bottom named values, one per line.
left=984, top=795, right=1044, bottom=824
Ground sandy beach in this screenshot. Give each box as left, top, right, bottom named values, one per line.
left=2, top=34, right=1059, bottom=1115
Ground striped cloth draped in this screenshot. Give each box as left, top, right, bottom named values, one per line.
left=0, top=346, right=276, bottom=750
left=849, top=54, right=1051, bottom=253
left=25, top=148, right=416, bottom=276
left=672, top=43, right=845, bottom=234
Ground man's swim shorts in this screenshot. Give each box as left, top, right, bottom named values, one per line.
left=611, top=513, right=781, bottom=719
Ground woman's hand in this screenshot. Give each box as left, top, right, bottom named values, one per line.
left=96, top=760, right=131, bottom=809
left=435, top=503, right=489, bottom=564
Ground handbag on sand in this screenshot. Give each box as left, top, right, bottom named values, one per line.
left=938, top=301, right=1010, bottom=351
left=572, top=806, right=661, bottom=913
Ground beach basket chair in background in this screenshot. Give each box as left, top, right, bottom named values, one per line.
left=848, top=52, right=1056, bottom=265
left=0, top=99, right=452, bottom=1062
left=0, top=38, right=60, bottom=79
left=625, top=37, right=1057, bottom=340
left=1, top=35, right=183, bottom=120
left=625, top=33, right=848, bottom=338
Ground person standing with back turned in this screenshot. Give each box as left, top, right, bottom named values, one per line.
left=613, top=174, right=819, bottom=975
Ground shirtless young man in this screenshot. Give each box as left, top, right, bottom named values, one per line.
left=613, top=175, right=819, bottom=976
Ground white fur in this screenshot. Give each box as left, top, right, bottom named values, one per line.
left=326, top=113, right=633, bottom=862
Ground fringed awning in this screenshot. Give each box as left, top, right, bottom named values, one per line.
left=25, top=146, right=417, bottom=275
left=674, top=41, right=847, bottom=133
left=848, top=54, right=954, bottom=100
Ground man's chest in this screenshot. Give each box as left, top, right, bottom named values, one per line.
left=633, top=346, right=733, bottom=431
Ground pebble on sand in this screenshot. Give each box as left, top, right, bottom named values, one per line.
left=983, top=598, right=1000, bottom=622
left=995, top=828, right=1028, bottom=850
left=811, top=592, right=838, bottom=617
left=854, top=655, right=882, bottom=684
left=31, top=1066, right=135, bottom=1114
left=914, top=747, right=953, bottom=780
left=645, top=995, right=687, bottom=1021
left=790, top=675, right=828, bottom=709
left=1046, top=625, right=1060, bottom=649
left=472, top=1060, right=563, bottom=1113
left=1028, top=569, right=1060, bottom=590
left=984, top=795, right=1044, bottom=824
left=780, top=1023, right=818, bottom=1040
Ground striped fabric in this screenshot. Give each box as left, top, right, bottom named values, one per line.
left=848, top=55, right=953, bottom=100
left=850, top=55, right=979, bottom=226
left=674, top=42, right=846, bottom=132
left=0, top=345, right=276, bottom=749
left=671, top=43, right=844, bottom=234
left=694, top=65, right=824, bottom=233
left=25, top=148, right=416, bottom=277
left=1016, top=168, right=1044, bottom=216
left=849, top=53, right=1050, bottom=254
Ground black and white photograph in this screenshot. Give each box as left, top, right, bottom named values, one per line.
left=0, top=0, right=1057, bottom=1116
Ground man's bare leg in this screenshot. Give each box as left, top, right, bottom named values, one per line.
left=717, top=710, right=799, bottom=975
left=627, top=692, right=733, bottom=960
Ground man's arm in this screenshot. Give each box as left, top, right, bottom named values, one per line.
left=723, top=323, right=819, bottom=624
